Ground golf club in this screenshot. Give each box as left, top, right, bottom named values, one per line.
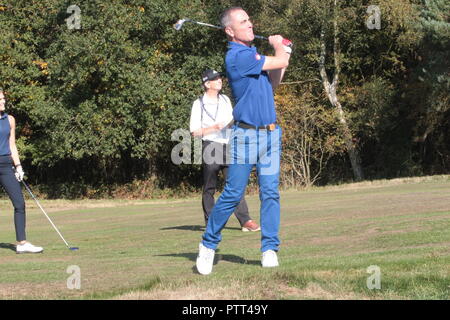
left=174, top=18, right=289, bottom=43
left=21, top=180, right=79, bottom=251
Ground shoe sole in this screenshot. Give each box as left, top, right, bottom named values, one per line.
left=262, top=261, right=279, bottom=267
left=262, top=264, right=279, bottom=268
left=242, top=227, right=261, bottom=232
left=16, top=250, right=44, bottom=254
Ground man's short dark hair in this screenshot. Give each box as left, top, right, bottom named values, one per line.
left=220, top=7, right=244, bottom=28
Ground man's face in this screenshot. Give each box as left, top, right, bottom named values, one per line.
left=206, top=77, right=222, bottom=91
left=0, top=92, right=5, bottom=111
left=226, top=9, right=254, bottom=44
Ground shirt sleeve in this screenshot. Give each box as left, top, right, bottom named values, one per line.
left=189, top=100, right=202, bottom=133
left=235, top=48, right=266, bottom=77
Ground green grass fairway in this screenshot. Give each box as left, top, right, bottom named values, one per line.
left=0, top=176, right=449, bottom=299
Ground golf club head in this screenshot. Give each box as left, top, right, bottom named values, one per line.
left=174, top=19, right=187, bottom=31
left=69, top=247, right=79, bottom=251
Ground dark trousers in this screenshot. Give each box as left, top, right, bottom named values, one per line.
left=202, top=141, right=251, bottom=226
left=0, top=156, right=26, bottom=242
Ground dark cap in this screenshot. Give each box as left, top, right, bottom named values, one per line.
left=202, top=69, right=223, bottom=83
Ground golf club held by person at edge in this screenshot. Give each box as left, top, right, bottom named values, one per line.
left=0, top=87, right=44, bottom=254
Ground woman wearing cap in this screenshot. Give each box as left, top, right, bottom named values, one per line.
left=0, top=88, right=43, bottom=253
left=189, top=69, right=260, bottom=232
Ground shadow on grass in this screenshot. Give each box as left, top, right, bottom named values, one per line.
left=0, top=243, right=16, bottom=252
left=156, top=252, right=260, bottom=267
left=160, top=225, right=241, bottom=232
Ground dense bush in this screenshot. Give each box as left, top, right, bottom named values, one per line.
left=0, top=0, right=448, bottom=198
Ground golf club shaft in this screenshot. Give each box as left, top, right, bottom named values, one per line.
left=178, top=19, right=268, bottom=40
left=22, top=180, right=71, bottom=248
left=190, top=20, right=222, bottom=30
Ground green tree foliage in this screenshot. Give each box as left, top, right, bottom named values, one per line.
left=277, top=85, right=346, bottom=187
left=0, top=0, right=227, bottom=195
left=0, top=0, right=448, bottom=197
left=411, top=0, right=449, bottom=173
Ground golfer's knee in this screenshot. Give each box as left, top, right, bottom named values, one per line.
left=259, top=187, right=279, bottom=201
left=221, top=185, right=245, bottom=203
left=12, top=197, right=26, bottom=214
left=203, top=186, right=216, bottom=195
left=14, top=203, right=26, bottom=215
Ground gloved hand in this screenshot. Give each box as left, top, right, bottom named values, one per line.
left=14, top=165, right=24, bottom=182
left=282, top=38, right=293, bottom=54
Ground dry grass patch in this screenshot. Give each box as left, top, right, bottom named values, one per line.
left=112, top=278, right=370, bottom=300
left=0, top=282, right=75, bottom=299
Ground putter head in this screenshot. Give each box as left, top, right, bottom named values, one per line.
left=69, top=247, right=79, bottom=251
left=174, top=19, right=187, bottom=31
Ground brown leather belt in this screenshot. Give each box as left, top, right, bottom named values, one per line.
left=235, top=121, right=276, bottom=131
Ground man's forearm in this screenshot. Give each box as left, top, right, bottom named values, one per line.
left=192, top=124, right=222, bottom=137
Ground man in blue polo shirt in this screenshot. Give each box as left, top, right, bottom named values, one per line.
left=196, top=7, right=291, bottom=275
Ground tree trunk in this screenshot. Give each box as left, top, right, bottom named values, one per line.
left=318, top=0, right=364, bottom=181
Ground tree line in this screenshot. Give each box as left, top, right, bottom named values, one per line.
left=0, top=0, right=448, bottom=198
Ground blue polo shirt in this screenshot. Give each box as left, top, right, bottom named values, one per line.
left=225, top=42, right=276, bottom=127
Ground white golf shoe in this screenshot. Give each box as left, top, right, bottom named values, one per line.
left=196, top=242, right=215, bottom=275
left=16, top=242, right=44, bottom=254
left=261, top=250, right=279, bottom=268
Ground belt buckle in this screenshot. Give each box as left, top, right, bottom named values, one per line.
left=267, top=123, right=276, bottom=131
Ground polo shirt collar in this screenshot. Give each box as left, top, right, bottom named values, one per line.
left=228, top=41, right=254, bottom=49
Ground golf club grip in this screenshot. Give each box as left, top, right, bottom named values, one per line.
left=256, top=36, right=293, bottom=48
left=254, top=35, right=267, bottom=40
left=282, top=38, right=293, bottom=48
